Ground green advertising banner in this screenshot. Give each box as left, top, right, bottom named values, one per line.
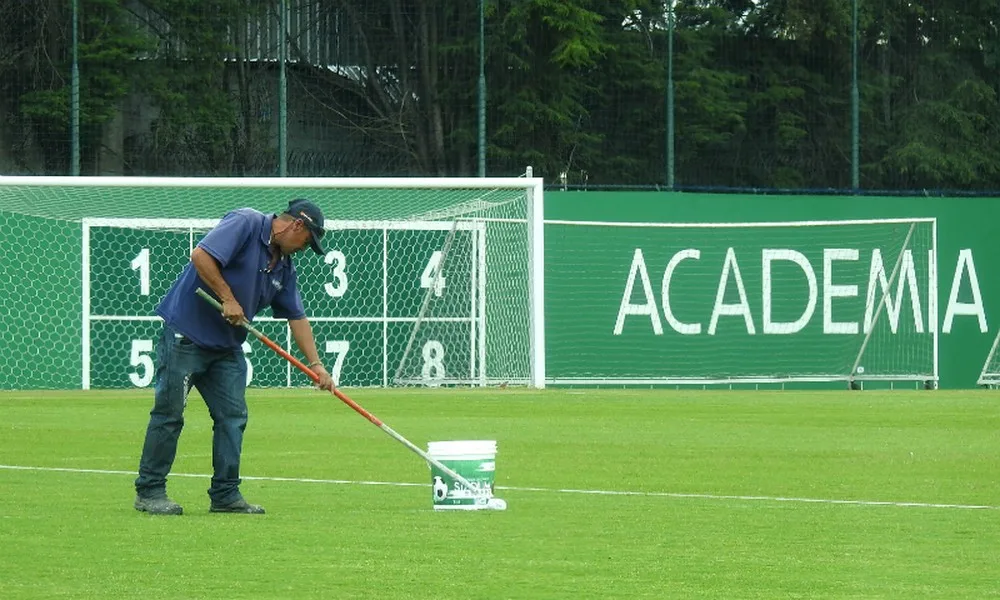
left=545, top=192, right=1000, bottom=389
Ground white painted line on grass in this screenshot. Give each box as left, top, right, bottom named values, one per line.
left=1, top=464, right=995, bottom=511
left=505, top=485, right=999, bottom=510
left=0, top=464, right=424, bottom=488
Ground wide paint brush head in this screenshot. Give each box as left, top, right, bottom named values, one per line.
left=486, top=498, right=507, bottom=511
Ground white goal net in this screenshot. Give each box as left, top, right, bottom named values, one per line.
left=0, top=176, right=545, bottom=390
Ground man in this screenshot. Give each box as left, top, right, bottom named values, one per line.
left=134, top=198, right=335, bottom=515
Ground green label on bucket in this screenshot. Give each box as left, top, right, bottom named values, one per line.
left=431, top=458, right=495, bottom=509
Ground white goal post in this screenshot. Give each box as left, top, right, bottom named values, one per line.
left=976, top=332, right=1000, bottom=387
left=1, top=175, right=545, bottom=390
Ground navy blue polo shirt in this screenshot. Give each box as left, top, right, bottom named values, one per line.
left=156, top=208, right=307, bottom=350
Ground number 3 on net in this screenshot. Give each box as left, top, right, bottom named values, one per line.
left=324, top=250, right=348, bottom=298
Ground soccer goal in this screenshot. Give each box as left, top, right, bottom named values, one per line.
left=976, top=332, right=1000, bottom=387
left=0, top=176, right=544, bottom=390
left=544, top=217, right=938, bottom=387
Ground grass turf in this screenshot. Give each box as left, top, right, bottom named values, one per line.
left=0, top=388, right=998, bottom=599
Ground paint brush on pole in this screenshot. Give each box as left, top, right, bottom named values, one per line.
left=195, top=287, right=506, bottom=510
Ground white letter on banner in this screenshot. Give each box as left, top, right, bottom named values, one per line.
left=662, top=249, right=702, bottom=335
left=863, top=249, right=924, bottom=334
left=613, top=249, right=663, bottom=335
left=708, top=248, right=755, bottom=335
left=823, top=249, right=859, bottom=334
left=762, top=249, right=817, bottom=334
left=942, top=249, right=987, bottom=333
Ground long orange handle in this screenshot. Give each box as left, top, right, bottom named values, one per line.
left=194, top=288, right=484, bottom=494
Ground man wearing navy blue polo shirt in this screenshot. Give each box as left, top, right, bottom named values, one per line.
left=134, top=199, right=335, bottom=515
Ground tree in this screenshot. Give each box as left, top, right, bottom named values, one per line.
left=2, top=0, right=998, bottom=189
left=862, top=0, right=1000, bottom=189
left=486, top=0, right=608, bottom=179
left=128, top=0, right=274, bottom=175
left=1, top=1, right=154, bottom=174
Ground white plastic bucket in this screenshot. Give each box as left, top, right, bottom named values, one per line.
left=427, top=440, right=497, bottom=510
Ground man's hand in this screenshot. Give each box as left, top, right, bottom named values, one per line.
left=221, top=298, right=246, bottom=326
left=311, top=364, right=334, bottom=391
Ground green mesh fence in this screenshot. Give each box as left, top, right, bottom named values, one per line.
left=1, top=2, right=998, bottom=190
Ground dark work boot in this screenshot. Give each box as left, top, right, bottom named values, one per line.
left=134, top=495, right=184, bottom=515
left=209, top=496, right=265, bottom=514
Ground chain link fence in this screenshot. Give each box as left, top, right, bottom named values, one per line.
left=1, top=1, right=998, bottom=192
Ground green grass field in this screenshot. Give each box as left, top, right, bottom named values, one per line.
left=1, top=388, right=998, bottom=599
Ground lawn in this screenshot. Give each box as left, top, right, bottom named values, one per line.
left=0, top=388, right=997, bottom=599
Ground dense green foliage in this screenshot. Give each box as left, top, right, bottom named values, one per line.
left=1, top=1, right=998, bottom=190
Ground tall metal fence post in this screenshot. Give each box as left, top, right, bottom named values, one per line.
left=666, top=0, right=675, bottom=189
left=851, top=0, right=860, bottom=191
left=278, top=0, right=288, bottom=176
left=70, top=0, right=80, bottom=176
left=478, top=0, right=486, bottom=177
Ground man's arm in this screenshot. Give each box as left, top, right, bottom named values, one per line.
left=288, top=317, right=335, bottom=390
left=192, top=247, right=246, bottom=325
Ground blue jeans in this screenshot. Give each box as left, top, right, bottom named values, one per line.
left=135, top=325, right=248, bottom=504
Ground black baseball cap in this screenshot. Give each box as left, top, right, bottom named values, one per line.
left=285, top=198, right=325, bottom=255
